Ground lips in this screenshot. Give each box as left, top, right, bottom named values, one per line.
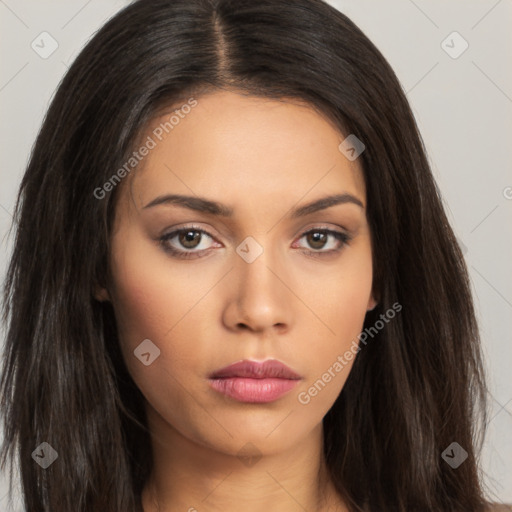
left=210, top=359, right=302, bottom=380
left=208, top=359, right=302, bottom=403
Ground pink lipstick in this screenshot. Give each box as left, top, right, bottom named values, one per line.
left=208, top=359, right=302, bottom=403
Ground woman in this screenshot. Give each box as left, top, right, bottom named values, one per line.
left=0, top=0, right=504, bottom=510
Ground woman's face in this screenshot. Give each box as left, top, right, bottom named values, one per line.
left=97, top=90, right=376, bottom=457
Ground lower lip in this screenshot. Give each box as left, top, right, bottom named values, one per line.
left=209, top=377, right=300, bottom=403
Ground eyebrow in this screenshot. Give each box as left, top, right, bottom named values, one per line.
left=142, top=192, right=364, bottom=217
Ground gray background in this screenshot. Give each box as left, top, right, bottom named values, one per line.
left=0, top=0, right=511, bottom=509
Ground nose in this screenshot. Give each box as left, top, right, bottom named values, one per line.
left=222, top=243, right=293, bottom=334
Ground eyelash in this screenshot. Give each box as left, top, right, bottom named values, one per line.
left=159, top=225, right=352, bottom=260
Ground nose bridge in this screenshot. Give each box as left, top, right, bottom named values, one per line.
left=226, top=235, right=291, bottom=331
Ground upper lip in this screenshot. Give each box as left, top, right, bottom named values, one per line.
left=209, top=359, right=302, bottom=380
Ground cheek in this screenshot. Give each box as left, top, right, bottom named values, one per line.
left=107, top=254, right=222, bottom=444
left=107, top=235, right=176, bottom=373
left=295, top=244, right=373, bottom=406
left=108, top=226, right=200, bottom=346
left=308, top=245, right=373, bottom=343
left=110, top=272, right=169, bottom=351
left=108, top=268, right=196, bottom=422
left=107, top=232, right=214, bottom=400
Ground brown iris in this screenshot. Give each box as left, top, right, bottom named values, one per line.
left=306, top=231, right=328, bottom=249
left=179, top=230, right=202, bottom=249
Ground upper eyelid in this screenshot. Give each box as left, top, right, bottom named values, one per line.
left=164, top=224, right=348, bottom=236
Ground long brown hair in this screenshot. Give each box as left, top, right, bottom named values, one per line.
left=1, top=0, right=489, bottom=510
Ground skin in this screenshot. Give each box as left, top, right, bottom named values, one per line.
left=95, top=89, right=377, bottom=511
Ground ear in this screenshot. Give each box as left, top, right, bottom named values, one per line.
left=93, top=284, right=111, bottom=302
left=366, top=291, right=378, bottom=311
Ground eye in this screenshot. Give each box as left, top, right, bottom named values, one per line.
left=293, top=228, right=351, bottom=254
left=159, top=226, right=219, bottom=259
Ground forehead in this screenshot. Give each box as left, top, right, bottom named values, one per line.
left=119, top=90, right=366, bottom=215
